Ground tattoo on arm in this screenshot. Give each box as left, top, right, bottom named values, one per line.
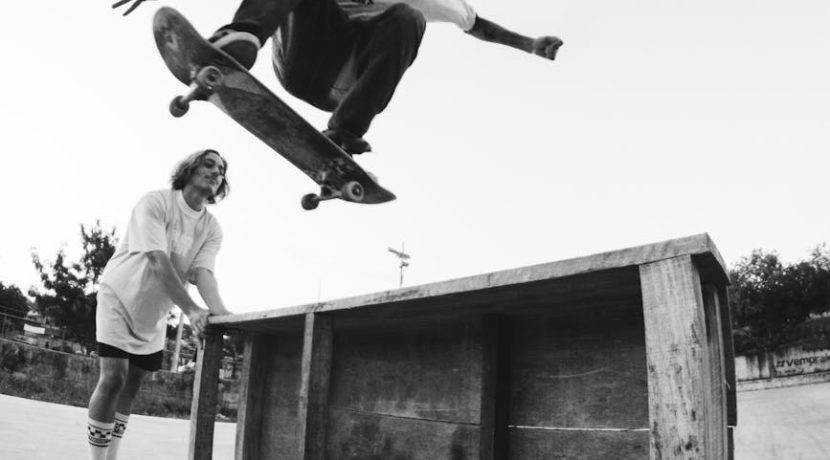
left=467, top=16, right=533, bottom=53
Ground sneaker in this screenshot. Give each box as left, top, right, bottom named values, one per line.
left=208, top=30, right=261, bottom=70
left=323, top=128, right=372, bottom=156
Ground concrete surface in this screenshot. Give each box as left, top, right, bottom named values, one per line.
left=735, top=382, right=830, bottom=460
left=0, top=394, right=235, bottom=460
left=1, top=382, right=829, bottom=459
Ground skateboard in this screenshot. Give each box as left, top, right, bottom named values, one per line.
left=152, top=7, right=396, bottom=210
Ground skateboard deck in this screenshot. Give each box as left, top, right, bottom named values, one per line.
left=152, top=7, right=396, bottom=210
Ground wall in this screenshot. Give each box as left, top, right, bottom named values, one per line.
left=0, top=338, right=239, bottom=419
left=736, top=345, right=830, bottom=391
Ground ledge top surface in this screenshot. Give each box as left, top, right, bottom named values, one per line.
left=211, top=233, right=727, bottom=327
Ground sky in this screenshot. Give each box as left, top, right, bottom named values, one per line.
left=1, top=0, right=828, bottom=314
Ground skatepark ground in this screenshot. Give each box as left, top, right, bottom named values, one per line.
left=2, top=383, right=829, bottom=460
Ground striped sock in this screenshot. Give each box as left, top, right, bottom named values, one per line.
left=106, top=412, right=130, bottom=460
left=87, top=418, right=114, bottom=460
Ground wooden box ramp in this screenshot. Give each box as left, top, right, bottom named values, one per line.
left=189, top=234, right=736, bottom=460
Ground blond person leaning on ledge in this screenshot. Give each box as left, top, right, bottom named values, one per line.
left=86, top=149, right=233, bottom=460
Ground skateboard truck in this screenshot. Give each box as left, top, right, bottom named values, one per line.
left=169, top=66, right=224, bottom=117
left=301, top=180, right=364, bottom=210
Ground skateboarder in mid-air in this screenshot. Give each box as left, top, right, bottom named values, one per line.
left=115, top=0, right=563, bottom=156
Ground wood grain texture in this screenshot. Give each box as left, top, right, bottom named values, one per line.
left=717, top=286, right=738, bottom=428
left=211, top=236, right=734, bottom=460
left=298, top=314, right=333, bottom=460
left=640, top=256, right=708, bottom=460
left=703, top=284, right=729, bottom=459
left=479, top=316, right=511, bottom=460
left=189, top=327, right=224, bottom=460
left=326, top=408, right=480, bottom=460
left=509, top=303, right=649, bottom=430
left=235, top=333, right=268, bottom=460
left=509, top=428, right=649, bottom=460
left=212, top=234, right=726, bottom=331
left=259, top=332, right=304, bottom=460
left=326, top=319, right=482, bottom=459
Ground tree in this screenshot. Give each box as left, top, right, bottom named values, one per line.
left=30, top=221, right=117, bottom=347
left=729, top=246, right=830, bottom=353
left=0, top=282, right=30, bottom=332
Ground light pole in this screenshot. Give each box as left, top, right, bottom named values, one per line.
left=388, top=244, right=410, bottom=288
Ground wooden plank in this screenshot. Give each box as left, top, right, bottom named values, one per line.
left=235, top=333, right=268, bottom=460
left=259, top=332, right=304, bottom=460
left=509, top=304, right=649, bottom=430
left=702, top=284, right=729, bottom=459
left=238, top=268, right=644, bottom=336
left=325, top=319, right=482, bottom=459
left=727, top=426, right=734, bottom=460
left=479, top=316, right=511, bottom=460
left=717, top=286, right=738, bottom=428
left=640, top=256, right=709, bottom=460
left=189, top=327, right=224, bottom=460
left=213, top=234, right=726, bottom=329
left=509, top=428, right=649, bottom=460
left=326, top=408, right=479, bottom=459
left=298, top=313, right=333, bottom=460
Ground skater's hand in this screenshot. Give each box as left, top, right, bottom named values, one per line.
left=112, top=0, right=156, bottom=16
left=187, top=309, right=210, bottom=338
left=532, top=36, right=563, bottom=60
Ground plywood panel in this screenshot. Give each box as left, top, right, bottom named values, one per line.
left=327, top=320, right=483, bottom=458
left=329, top=321, right=482, bottom=422
left=235, top=333, right=269, bottom=460
left=509, top=428, right=649, bottom=460
left=509, top=303, right=649, bottom=430
left=327, top=409, right=479, bottom=460
left=260, top=331, right=304, bottom=460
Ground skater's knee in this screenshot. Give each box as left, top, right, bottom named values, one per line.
left=122, top=367, right=148, bottom=396
left=96, top=368, right=128, bottom=395
left=384, top=4, right=426, bottom=37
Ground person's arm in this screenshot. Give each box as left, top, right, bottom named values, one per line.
left=193, top=268, right=233, bottom=316
left=146, top=250, right=210, bottom=336
left=466, top=16, right=563, bottom=60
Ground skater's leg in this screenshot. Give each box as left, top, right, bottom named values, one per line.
left=211, top=0, right=312, bottom=69
left=87, top=357, right=129, bottom=460
left=88, top=358, right=129, bottom=426
left=223, top=0, right=306, bottom=45
left=328, top=4, right=426, bottom=138
left=270, top=0, right=352, bottom=99
left=105, top=364, right=149, bottom=460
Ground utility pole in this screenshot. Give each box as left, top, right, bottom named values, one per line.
left=388, top=243, right=410, bottom=288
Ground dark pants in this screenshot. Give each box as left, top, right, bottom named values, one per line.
left=223, top=0, right=426, bottom=137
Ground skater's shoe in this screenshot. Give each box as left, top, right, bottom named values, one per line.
left=323, top=128, right=372, bottom=156
left=208, top=30, right=261, bottom=70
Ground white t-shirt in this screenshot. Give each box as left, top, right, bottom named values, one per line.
left=97, top=189, right=223, bottom=354
left=339, top=0, right=477, bottom=31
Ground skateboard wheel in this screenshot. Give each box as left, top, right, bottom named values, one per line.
left=301, top=193, right=320, bottom=210
left=196, top=66, right=223, bottom=89
left=169, top=96, right=189, bottom=117
left=341, top=181, right=364, bottom=202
